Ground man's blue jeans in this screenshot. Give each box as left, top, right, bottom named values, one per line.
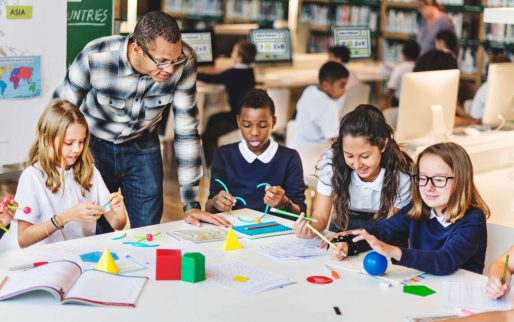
left=90, top=133, right=163, bottom=233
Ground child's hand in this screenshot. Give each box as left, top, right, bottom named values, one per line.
left=263, top=186, right=286, bottom=209
left=106, top=192, right=125, bottom=216
left=487, top=275, right=511, bottom=299
left=351, top=229, right=402, bottom=260
left=0, top=197, right=16, bottom=227
left=213, top=191, right=235, bottom=212
left=61, top=201, right=103, bottom=225
left=293, top=213, right=316, bottom=239
left=328, top=243, right=348, bottom=261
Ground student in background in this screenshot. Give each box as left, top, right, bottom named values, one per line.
left=328, top=45, right=358, bottom=89
left=413, top=49, right=479, bottom=126
left=0, top=197, right=16, bottom=239
left=15, top=100, right=127, bottom=247
left=206, top=89, right=306, bottom=218
left=199, top=40, right=257, bottom=166
left=327, top=142, right=489, bottom=276
left=293, top=62, right=349, bottom=146
left=469, top=56, right=511, bottom=121
left=294, top=105, right=412, bottom=236
left=435, top=29, right=459, bottom=58
left=417, top=0, right=454, bottom=55
left=385, top=40, right=420, bottom=109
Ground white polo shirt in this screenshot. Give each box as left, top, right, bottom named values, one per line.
left=316, top=150, right=412, bottom=212
left=14, top=163, right=111, bottom=246
left=387, top=61, right=415, bottom=100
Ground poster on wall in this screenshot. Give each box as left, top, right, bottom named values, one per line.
left=0, top=56, right=41, bottom=99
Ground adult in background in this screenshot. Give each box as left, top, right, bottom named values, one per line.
left=54, top=11, right=230, bottom=232
left=416, top=0, right=455, bottom=55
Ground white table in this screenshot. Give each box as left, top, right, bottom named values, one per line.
left=0, top=209, right=485, bottom=322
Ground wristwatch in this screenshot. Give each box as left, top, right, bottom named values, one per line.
left=183, top=201, right=201, bottom=213
left=282, top=198, right=294, bottom=212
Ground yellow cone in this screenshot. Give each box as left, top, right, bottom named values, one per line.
left=224, top=227, right=241, bottom=251
left=96, top=248, right=119, bottom=274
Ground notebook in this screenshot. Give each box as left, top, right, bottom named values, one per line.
left=0, top=260, right=147, bottom=307
left=232, top=221, right=293, bottom=239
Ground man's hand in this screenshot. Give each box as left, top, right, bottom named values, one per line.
left=184, top=208, right=232, bottom=227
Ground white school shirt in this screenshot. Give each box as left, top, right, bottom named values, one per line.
left=14, top=163, right=111, bottom=245
left=316, top=150, right=412, bottom=212
left=387, top=61, right=415, bottom=100
left=238, top=137, right=279, bottom=163
left=469, top=82, right=488, bottom=120
left=430, top=208, right=452, bottom=228
left=293, top=85, right=340, bottom=146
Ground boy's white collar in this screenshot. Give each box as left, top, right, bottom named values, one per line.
left=238, top=138, right=278, bottom=163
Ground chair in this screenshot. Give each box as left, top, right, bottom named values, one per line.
left=285, top=119, right=296, bottom=149
left=267, top=88, right=291, bottom=137
left=382, top=107, right=399, bottom=130
left=485, top=223, right=514, bottom=273
left=340, top=83, right=371, bottom=119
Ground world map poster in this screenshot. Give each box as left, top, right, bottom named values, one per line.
left=0, top=55, right=41, bottom=99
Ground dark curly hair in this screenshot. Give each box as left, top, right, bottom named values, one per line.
left=323, top=105, right=413, bottom=230
left=133, top=11, right=181, bottom=49
left=239, top=89, right=275, bottom=116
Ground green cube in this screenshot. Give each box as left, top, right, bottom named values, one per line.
left=181, top=252, right=205, bottom=283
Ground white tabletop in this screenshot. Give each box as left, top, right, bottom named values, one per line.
left=0, top=209, right=486, bottom=322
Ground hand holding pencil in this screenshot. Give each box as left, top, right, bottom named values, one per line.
left=487, top=254, right=512, bottom=299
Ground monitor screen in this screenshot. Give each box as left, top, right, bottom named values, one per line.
left=181, top=31, right=214, bottom=65
left=395, top=69, right=460, bottom=143
left=332, top=26, right=372, bottom=58
left=482, top=62, right=514, bottom=128
left=248, top=28, right=292, bottom=64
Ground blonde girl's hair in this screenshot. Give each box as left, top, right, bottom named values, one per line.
left=28, top=99, right=94, bottom=194
left=408, top=142, right=490, bottom=223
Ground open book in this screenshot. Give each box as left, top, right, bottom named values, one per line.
left=0, top=260, right=147, bottom=307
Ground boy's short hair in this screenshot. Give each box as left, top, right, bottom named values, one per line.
left=435, top=29, right=459, bottom=57
left=329, top=46, right=351, bottom=63
left=319, top=62, right=349, bottom=84
left=413, top=49, right=458, bottom=72
left=402, top=40, right=420, bottom=61
left=239, top=89, right=275, bottom=116
left=237, top=41, right=257, bottom=64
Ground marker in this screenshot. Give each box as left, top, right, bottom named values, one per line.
left=269, top=208, right=318, bottom=222
left=502, top=254, right=510, bottom=284
left=305, top=224, right=338, bottom=250
left=325, top=264, right=340, bottom=279
left=102, top=200, right=112, bottom=208
left=8, top=261, right=48, bottom=271
left=245, top=222, right=280, bottom=230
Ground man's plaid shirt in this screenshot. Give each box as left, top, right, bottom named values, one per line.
left=53, top=35, right=201, bottom=203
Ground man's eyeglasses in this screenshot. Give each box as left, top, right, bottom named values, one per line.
left=140, top=46, right=186, bottom=69
left=414, top=175, right=454, bottom=188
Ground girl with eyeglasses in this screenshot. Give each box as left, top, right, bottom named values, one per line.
left=327, top=142, right=490, bottom=275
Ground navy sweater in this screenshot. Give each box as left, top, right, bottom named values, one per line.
left=209, top=143, right=306, bottom=216
left=197, top=68, right=255, bottom=115
left=361, top=204, right=487, bottom=275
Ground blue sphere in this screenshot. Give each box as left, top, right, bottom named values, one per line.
left=363, top=251, right=388, bottom=276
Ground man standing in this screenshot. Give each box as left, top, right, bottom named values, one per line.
left=54, top=11, right=230, bottom=231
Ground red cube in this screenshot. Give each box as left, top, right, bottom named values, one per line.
left=156, top=249, right=182, bottom=280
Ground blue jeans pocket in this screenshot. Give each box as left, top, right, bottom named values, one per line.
left=133, top=136, right=160, bottom=154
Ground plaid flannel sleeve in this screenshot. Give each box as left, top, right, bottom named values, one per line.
left=172, top=55, right=202, bottom=205
left=52, top=50, right=92, bottom=105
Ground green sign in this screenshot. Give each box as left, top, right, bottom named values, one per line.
left=67, top=0, right=113, bottom=67
left=6, top=6, right=32, bottom=19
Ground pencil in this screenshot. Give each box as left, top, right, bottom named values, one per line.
left=269, top=208, right=318, bottom=222
left=306, top=224, right=337, bottom=250
left=0, top=276, right=8, bottom=289
left=502, top=254, right=510, bottom=284
left=245, top=222, right=280, bottom=230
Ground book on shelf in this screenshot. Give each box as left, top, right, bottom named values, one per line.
left=0, top=260, right=147, bottom=307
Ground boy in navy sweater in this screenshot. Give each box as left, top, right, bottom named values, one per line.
left=206, top=89, right=306, bottom=218
left=327, top=142, right=489, bottom=275
left=199, top=40, right=257, bottom=166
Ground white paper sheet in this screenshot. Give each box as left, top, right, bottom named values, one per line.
left=257, top=237, right=327, bottom=260
left=207, top=261, right=295, bottom=295
left=442, top=280, right=513, bottom=311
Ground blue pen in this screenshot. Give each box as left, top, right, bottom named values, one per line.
left=102, top=200, right=112, bottom=208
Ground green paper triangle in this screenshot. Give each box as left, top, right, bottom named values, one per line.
left=403, top=285, right=436, bottom=297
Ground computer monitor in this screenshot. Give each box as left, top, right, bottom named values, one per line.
left=395, top=69, right=460, bottom=143
left=482, top=62, right=514, bottom=128
left=248, top=28, right=292, bottom=64
left=332, top=26, right=372, bottom=58
left=181, top=31, right=214, bottom=65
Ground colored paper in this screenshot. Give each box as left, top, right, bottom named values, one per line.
left=80, top=251, right=119, bottom=263
left=232, top=276, right=249, bottom=282
left=403, top=285, right=436, bottom=297
left=6, top=6, right=32, bottom=19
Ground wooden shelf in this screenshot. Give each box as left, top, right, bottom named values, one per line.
left=382, top=31, right=415, bottom=41
left=382, top=1, right=417, bottom=9
left=308, top=23, right=331, bottom=33
left=165, top=10, right=224, bottom=22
